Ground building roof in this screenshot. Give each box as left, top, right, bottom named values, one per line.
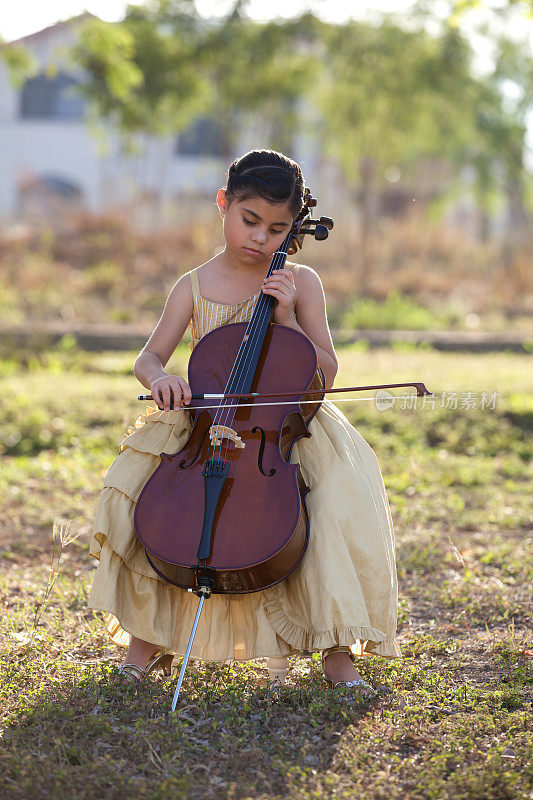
left=1, top=13, right=97, bottom=48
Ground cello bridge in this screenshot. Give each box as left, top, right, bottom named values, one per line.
left=209, top=424, right=245, bottom=449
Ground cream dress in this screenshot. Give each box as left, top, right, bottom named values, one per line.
left=88, top=267, right=402, bottom=661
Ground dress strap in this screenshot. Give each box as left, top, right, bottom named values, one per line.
left=189, top=268, right=200, bottom=300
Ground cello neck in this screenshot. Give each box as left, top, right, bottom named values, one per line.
left=225, top=233, right=292, bottom=397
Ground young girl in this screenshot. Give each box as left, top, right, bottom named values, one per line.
left=88, top=149, right=401, bottom=696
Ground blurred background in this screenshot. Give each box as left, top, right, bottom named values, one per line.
left=0, top=0, right=531, bottom=337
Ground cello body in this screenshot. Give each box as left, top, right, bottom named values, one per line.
left=134, top=320, right=325, bottom=594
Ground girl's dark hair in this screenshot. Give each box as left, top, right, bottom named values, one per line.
left=225, top=150, right=305, bottom=219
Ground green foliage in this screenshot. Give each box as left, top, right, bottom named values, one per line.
left=342, top=290, right=457, bottom=330
left=4, top=1, right=531, bottom=238
left=75, top=19, right=143, bottom=103
left=0, top=41, right=39, bottom=88
left=200, top=12, right=320, bottom=152
left=72, top=1, right=320, bottom=152
left=67, top=4, right=531, bottom=198
left=72, top=5, right=208, bottom=136
left=320, top=21, right=475, bottom=171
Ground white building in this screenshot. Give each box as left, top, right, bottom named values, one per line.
left=0, top=15, right=326, bottom=224
left=2, top=15, right=468, bottom=234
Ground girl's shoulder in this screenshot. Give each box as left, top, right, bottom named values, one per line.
left=186, top=258, right=213, bottom=282
left=287, top=262, right=325, bottom=297
left=287, top=262, right=321, bottom=279
left=182, top=258, right=219, bottom=299
left=185, top=259, right=324, bottom=305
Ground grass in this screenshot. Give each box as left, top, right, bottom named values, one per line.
left=0, top=344, right=531, bottom=799
left=340, top=289, right=461, bottom=330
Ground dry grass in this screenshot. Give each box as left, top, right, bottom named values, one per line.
left=1, top=209, right=532, bottom=331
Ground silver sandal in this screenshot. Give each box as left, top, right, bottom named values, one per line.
left=117, top=652, right=173, bottom=684
left=321, top=646, right=376, bottom=699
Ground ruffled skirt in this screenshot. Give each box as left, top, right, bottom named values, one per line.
left=88, top=401, right=401, bottom=661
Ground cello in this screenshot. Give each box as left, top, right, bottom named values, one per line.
left=134, top=191, right=430, bottom=710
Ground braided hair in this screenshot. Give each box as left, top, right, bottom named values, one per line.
left=225, top=150, right=305, bottom=219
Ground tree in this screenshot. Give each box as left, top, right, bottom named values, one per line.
left=71, top=1, right=208, bottom=137
left=490, top=34, right=533, bottom=234
left=199, top=10, right=320, bottom=154
left=412, top=0, right=533, bottom=238
left=317, top=19, right=478, bottom=272
left=0, top=38, right=38, bottom=88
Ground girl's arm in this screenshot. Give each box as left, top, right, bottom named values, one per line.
left=262, top=265, right=338, bottom=389
left=133, top=273, right=194, bottom=409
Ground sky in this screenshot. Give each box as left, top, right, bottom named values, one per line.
left=1, top=0, right=529, bottom=44
left=1, top=1, right=423, bottom=40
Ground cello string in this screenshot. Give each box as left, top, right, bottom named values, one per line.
left=210, top=277, right=276, bottom=460
left=208, top=251, right=282, bottom=460
left=217, top=241, right=293, bottom=461
left=215, top=255, right=285, bottom=462
left=214, top=201, right=310, bottom=456
left=213, top=232, right=289, bottom=423
left=212, top=209, right=307, bottom=459
left=215, top=237, right=297, bottom=457
left=214, top=238, right=291, bottom=462
left=216, top=233, right=290, bottom=429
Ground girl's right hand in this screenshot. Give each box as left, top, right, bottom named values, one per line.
left=150, top=375, right=192, bottom=411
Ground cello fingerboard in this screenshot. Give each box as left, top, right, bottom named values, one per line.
left=224, top=232, right=292, bottom=399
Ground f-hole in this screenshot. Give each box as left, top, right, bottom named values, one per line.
left=252, top=426, right=276, bottom=477
left=179, top=425, right=210, bottom=470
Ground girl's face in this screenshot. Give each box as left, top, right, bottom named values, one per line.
left=217, top=188, right=294, bottom=268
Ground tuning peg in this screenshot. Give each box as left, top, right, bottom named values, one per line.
left=314, top=224, right=329, bottom=240
left=303, top=189, right=317, bottom=208
left=299, top=224, right=329, bottom=240
left=305, top=217, right=334, bottom=230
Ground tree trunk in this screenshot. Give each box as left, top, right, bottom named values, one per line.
left=505, top=174, right=529, bottom=237
left=358, top=155, right=377, bottom=289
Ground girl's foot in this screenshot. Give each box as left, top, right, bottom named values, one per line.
left=266, top=656, right=290, bottom=685
left=322, top=650, right=365, bottom=684
left=124, top=636, right=159, bottom=670
left=118, top=652, right=173, bottom=683
left=117, top=637, right=172, bottom=683
left=322, top=649, right=377, bottom=699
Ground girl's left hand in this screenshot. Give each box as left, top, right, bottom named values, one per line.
left=262, top=269, right=297, bottom=325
